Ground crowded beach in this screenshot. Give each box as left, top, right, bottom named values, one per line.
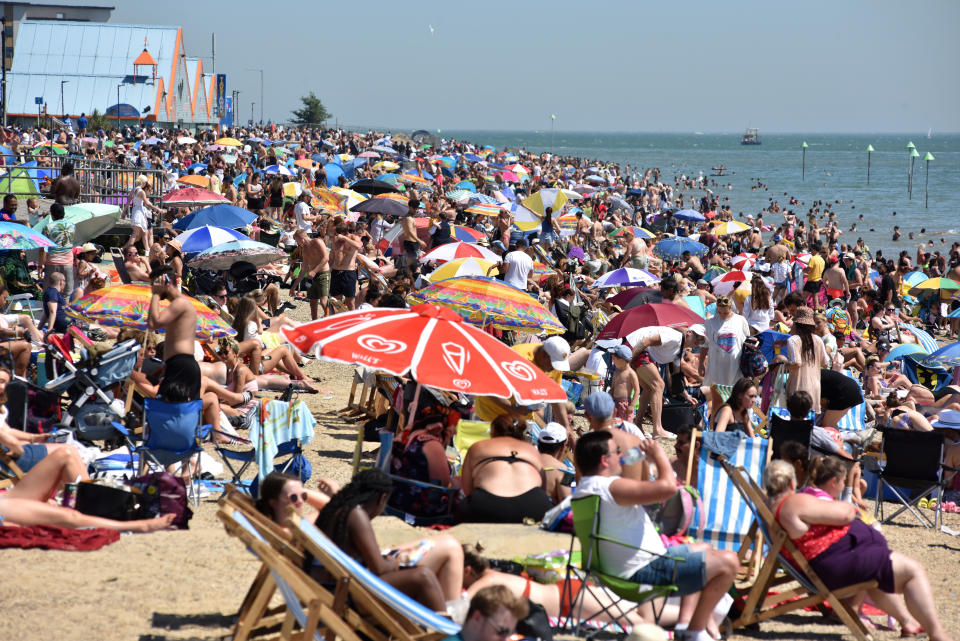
left=0, top=122, right=958, bottom=641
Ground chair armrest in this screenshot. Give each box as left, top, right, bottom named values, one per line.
left=389, top=474, right=455, bottom=494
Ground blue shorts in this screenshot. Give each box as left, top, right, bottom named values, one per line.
left=1, top=443, right=47, bottom=474
left=627, top=544, right=706, bottom=596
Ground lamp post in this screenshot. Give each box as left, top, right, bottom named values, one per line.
left=251, top=102, right=255, bottom=127
left=60, top=80, right=68, bottom=120
left=232, top=90, right=240, bottom=128
left=801, top=141, right=808, bottom=181
left=865, top=144, right=874, bottom=185
left=909, top=147, right=919, bottom=200
left=247, top=68, right=263, bottom=124
left=922, top=151, right=934, bottom=209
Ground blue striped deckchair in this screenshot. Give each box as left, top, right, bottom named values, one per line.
left=288, top=515, right=461, bottom=640
left=899, top=322, right=939, bottom=354
left=695, top=433, right=770, bottom=552
left=836, top=369, right=868, bottom=433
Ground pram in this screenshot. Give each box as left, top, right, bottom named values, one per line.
left=43, top=338, right=140, bottom=441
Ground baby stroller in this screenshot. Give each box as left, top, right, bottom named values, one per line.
left=227, top=260, right=283, bottom=297
left=43, top=339, right=141, bottom=442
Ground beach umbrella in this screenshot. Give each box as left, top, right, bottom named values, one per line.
left=672, top=209, right=705, bottom=223
left=567, top=246, right=586, bottom=261
left=329, top=187, right=367, bottom=211
left=420, top=242, right=499, bottom=264
left=0, top=221, right=56, bottom=249
left=172, top=204, right=257, bottom=230
left=293, top=158, right=315, bottom=170
left=408, top=277, right=564, bottom=335
left=67, top=284, right=234, bottom=339
left=902, top=271, right=928, bottom=288
left=884, top=343, right=927, bottom=363
left=177, top=136, right=197, bottom=145
left=188, top=240, right=286, bottom=270
left=33, top=203, right=121, bottom=245
left=712, top=221, right=751, bottom=236
left=445, top=189, right=473, bottom=203
left=426, top=257, right=496, bottom=282
left=162, top=187, right=229, bottom=207
left=464, top=203, right=505, bottom=217
left=31, top=145, right=66, bottom=156
left=598, top=303, right=705, bottom=340
left=467, top=194, right=499, bottom=206
left=175, top=225, right=250, bottom=254
left=349, top=193, right=410, bottom=217
left=654, top=236, right=708, bottom=260
left=730, top=253, right=759, bottom=270
left=592, top=268, right=660, bottom=289
left=372, top=145, right=396, bottom=155
left=350, top=178, right=400, bottom=195
left=523, top=188, right=568, bottom=217
left=358, top=151, right=380, bottom=159
left=215, top=137, right=242, bottom=147
left=607, top=287, right=661, bottom=309
left=186, top=163, right=207, bottom=174
left=373, top=160, right=399, bottom=172
left=496, top=171, right=521, bottom=183
left=702, top=266, right=727, bottom=282
left=280, top=305, right=564, bottom=402
left=283, top=182, right=304, bottom=199
left=711, top=270, right=752, bottom=295
left=462, top=153, right=483, bottom=163
left=609, top=226, right=655, bottom=240
left=377, top=173, right=401, bottom=185
left=909, top=277, right=960, bottom=296
left=454, top=181, right=477, bottom=193
left=506, top=202, right=542, bottom=232
left=451, top=225, right=485, bottom=242
left=264, top=164, right=293, bottom=176
left=400, top=173, right=431, bottom=185
left=177, top=174, right=211, bottom=188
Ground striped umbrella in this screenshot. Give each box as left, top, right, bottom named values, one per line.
left=452, top=225, right=486, bottom=242
left=609, top=226, right=655, bottom=240
left=420, top=242, right=500, bottom=264
left=67, top=283, right=235, bottom=339
left=713, top=221, right=751, bottom=236
left=464, top=203, right=505, bottom=217
left=523, top=188, right=568, bottom=217
left=175, top=225, right=250, bottom=254
left=400, top=173, right=431, bottom=185
left=445, top=189, right=473, bottom=203
left=467, top=193, right=499, bottom=205
left=426, top=257, right=496, bottom=282
left=909, top=277, right=960, bottom=295
left=506, top=202, right=542, bottom=232
left=408, top=276, right=564, bottom=334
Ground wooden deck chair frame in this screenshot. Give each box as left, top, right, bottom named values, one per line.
left=718, top=458, right=876, bottom=641
left=285, top=515, right=453, bottom=641
left=0, top=448, right=25, bottom=489
left=350, top=375, right=403, bottom=475
left=218, top=502, right=376, bottom=641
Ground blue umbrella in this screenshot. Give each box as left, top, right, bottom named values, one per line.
left=324, top=162, right=345, bottom=187
left=372, top=145, right=396, bottom=155
left=463, top=153, right=483, bottom=163
left=757, top=329, right=791, bottom=363
left=467, top=193, right=498, bottom=205
left=592, top=268, right=660, bottom=289
left=626, top=189, right=646, bottom=197
left=176, top=225, right=251, bottom=253
left=311, top=153, right=326, bottom=163
left=884, top=343, right=927, bottom=362
left=143, top=136, right=162, bottom=146
left=264, top=164, right=293, bottom=176
left=654, top=236, right=708, bottom=260
left=930, top=341, right=960, bottom=359
left=404, top=169, right=434, bottom=180
left=187, top=162, right=207, bottom=174
left=172, top=204, right=257, bottom=230
left=673, top=209, right=705, bottom=222
left=455, top=180, right=477, bottom=192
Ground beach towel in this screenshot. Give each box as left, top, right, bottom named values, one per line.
left=0, top=525, right=120, bottom=551
left=696, top=435, right=768, bottom=551
left=249, top=399, right=316, bottom=480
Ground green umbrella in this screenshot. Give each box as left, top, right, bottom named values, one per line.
left=32, top=145, right=66, bottom=156
left=33, top=202, right=122, bottom=244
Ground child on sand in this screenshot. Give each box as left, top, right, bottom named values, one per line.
left=610, top=345, right=640, bottom=422
left=26, top=198, right=40, bottom=227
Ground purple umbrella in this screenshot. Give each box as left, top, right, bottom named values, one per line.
left=567, top=246, right=586, bottom=260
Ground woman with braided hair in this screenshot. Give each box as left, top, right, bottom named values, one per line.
left=312, top=469, right=463, bottom=611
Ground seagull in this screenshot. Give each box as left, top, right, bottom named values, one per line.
left=428, top=24, right=435, bottom=36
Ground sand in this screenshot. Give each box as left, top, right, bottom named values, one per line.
left=2, top=298, right=959, bottom=641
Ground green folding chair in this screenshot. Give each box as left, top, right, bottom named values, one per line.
left=561, top=494, right=681, bottom=636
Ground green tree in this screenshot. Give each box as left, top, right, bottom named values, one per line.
left=291, top=92, right=331, bottom=126
left=87, top=109, right=111, bottom=131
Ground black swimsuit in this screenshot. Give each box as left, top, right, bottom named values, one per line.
left=457, top=451, right=552, bottom=523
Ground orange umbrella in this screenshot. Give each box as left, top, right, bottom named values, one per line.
left=294, top=158, right=315, bottom=170
left=177, top=175, right=211, bottom=188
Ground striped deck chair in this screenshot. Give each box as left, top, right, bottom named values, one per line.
left=836, top=370, right=868, bottom=433
left=899, top=322, right=939, bottom=354
left=694, top=431, right=770, bottom=552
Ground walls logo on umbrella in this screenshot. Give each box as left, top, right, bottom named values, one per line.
left=323, top=313, right=379, bottom=332
left=441, top=342, right=468, bottom=375
left=501, top=360, right=537, bottom=382
left=356, top=334, right=406, bottom=354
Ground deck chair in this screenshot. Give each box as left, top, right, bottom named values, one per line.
left=110, top=247, right=133, bottom=283
left=560, top=494, right=679, bottom=636
left=453, top=419, right=491, bottom=463
left=719, top=459, right=875, bottom=641
left=874, top=427, right=956, bottom=529
left=0, top=448, right=25, bottom=489
left=218, top=503, right=367, bottom=641
left=286, top=515, right=461, bottom=641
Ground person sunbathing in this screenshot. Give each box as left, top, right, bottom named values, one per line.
left=312, top=469, right=463, bottom=612
left=254, top=471, right=338, bottom=531
left=765, top=458, right=953, bottom=641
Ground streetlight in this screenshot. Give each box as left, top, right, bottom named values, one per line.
left=251, top=102, right=255, bottom=127
left=247, top=68, right=263, bottom=124
left=60, top=80, right=69, bottom=119
left=801, top=141, right=808, bottom=181
left=923, top=151, right=934, bottom=209
left=865, top=144, right=874, bottom=185
left=232, top=90, right=240, bottom=128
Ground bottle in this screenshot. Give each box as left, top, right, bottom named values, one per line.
left=620, top=446, right=646, bottom=465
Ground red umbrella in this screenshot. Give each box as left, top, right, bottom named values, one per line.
left=597, top=302, right=704, bottom=340
left=606, top=287, right=661, bottom=309
left=280, top=304, right=566, bottom=403
left=161, top=187, right=229, bottom=207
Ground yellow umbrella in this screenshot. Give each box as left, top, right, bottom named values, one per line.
left=713, top=221, right=751, bottom=236
left=214, top=137, right=242, bottom=147
left=510, top=203, right=542, bottom=232
left=312, top=188, right=345, bottom=213
left=330, top=187, right=368, bottom=211
left=522, top=188, right=568, bottom=217
left=177, top=174, right=211, bottom=188
left=426, top=257, right=496, bottom=282
left=373, top=160, right=400, bottom=172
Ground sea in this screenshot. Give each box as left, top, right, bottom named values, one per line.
left=439, top=131, right=960, bottom=257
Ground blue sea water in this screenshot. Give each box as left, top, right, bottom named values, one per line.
left=440, top=130, right=959, bottom=256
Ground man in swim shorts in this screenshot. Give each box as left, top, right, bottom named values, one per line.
left=148, top=264, right=200, bottom=402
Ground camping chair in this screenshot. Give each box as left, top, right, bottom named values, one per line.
left=719, top=459, right=875, bottom=641
left=286, top=514, right=461, bottom=641
left=110, top=247, right=133, bottom=284
left=4, top=293, right=41, bottom=322
left=560, top=494, right=679, bottom=636
left=217, top=503, right=368, bottom=641
left=874, top=427, right=956, bottom=529
left=111, top=398, right=208, bottom=504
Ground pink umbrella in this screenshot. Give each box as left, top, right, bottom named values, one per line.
left=359, top=151, right=380, bottom=158
left=496, top=171, right=521, bottom=182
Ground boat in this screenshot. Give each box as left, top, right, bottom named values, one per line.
left=740, top=127, right=761, bottom=145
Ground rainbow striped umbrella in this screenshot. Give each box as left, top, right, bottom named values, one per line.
left=66, top=283, right=235, bottom=339
left=532, top=262, right=554, bottom=278
left=400, top=172, right=431, bottom=185
left=426, top=257, right=496, bottom=282
left=464, top=203, right=505, bottom=217
left=407, top=276, right=564, bottom=334
left=0, top=221, right=56, bottom=249
left=452, top=225, right=485, bottom=242
left=609, top=226, right=655, bottom=240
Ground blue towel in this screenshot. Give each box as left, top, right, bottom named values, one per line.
left=701, top=430, right=745, bottom=460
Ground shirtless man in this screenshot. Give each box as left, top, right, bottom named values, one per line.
left=821, top=255, right=850, bottom=302
left=575, top=211, right=591, bottom=248
left=401, top=198, right=425, bottom=276
left=618, top=230, right=647, bottom=269
left=591, top=217, right=605, bottom=249
left=124, top=247, right=151, bottom=282
left=49, top=161, right=81, bottom=206
left=328, top=222, right=364, bottom=311
left=764, top=236, right=789, bottom=265
left=148, top=264, right=200, bottom=401
left=296, top=228, right=330, bottom=320
left=747, top=227, right=763, bottom=252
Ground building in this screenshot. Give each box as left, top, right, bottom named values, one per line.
left=1, top=1, right=115, bottom=70
left=4, top=17, right=221, bottom=128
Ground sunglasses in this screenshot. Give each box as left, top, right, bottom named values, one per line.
left=289, top=492, right=307, bottom=504
left=485, top=617, right=514, bottom=637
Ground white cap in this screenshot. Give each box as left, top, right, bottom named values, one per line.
left=538, top=422, right=567, bottom=444
left=687, top=323, right=706, bottom=337
left=541, top=336, right=571, bottom=371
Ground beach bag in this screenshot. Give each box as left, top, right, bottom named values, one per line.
left=129, top=472, right=192, bottom=529
left=516, top=599, right=553, bottom=641
left=75, top=479, right=139, bottom=521
left=739, top=336, right=768, bottom=379
left=648, top=485, right=705, bottom=539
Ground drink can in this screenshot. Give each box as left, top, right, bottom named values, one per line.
left=62, top=482, right=78, bottom=509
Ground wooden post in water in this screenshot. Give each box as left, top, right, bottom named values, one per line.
left=865, top=144, right=874, bottom=185
left=801, top=141, right=808, bottom=181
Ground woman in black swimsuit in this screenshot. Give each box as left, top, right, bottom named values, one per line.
left=712, top=377, right=757, bottom=437
left=457, top=415, right=553, bottom=523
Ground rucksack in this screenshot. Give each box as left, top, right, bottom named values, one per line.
left=129, top=472, right=193, bottom=529
left=739, top=336, right=768, bottom=379
left=648, top=484, right=705, bottom=539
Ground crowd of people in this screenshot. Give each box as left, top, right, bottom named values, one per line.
left=0, top=121, right=957, bottom=640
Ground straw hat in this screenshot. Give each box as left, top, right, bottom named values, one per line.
left=80, top=242, right=98, bottom=254
left=793, top=306, right=815, bottom=326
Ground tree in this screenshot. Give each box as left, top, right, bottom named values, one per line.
left=87, top=109, right=111, bottom=131
left=291, top=92, right=331, bottom=126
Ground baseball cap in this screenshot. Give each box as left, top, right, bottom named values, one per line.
left=538, top=422, right=567, bottom=444
left=541, top=336, right=571, bottom=371
left=687, top=323, right=706, bottom=337
left=843, top=252, right=855, bottom=260
left=584, top=391, right=615, bottom=419
left=611, top=344, right=632, bottom=361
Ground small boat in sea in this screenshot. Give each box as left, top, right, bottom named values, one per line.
left=740, top=127, right=761, bottom=145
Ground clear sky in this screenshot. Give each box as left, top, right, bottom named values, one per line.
left=99, top=0, right=960, bottom=133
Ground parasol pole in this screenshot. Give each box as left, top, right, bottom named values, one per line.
left=404, top=381, right=423, bottom=431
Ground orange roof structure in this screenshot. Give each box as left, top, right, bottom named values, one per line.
left=134, top=48, right=157, bottom=67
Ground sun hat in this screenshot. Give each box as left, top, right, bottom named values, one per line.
left=793, top=306, right=815, bottom=326
left=584, top=391, right=615, bottom=419
left=538, top=422, right=567, bottom=444
left=80, top=242, right=98, bottom=254
left=931, top=409, right=960, bottom=431
left=843, top=252, right=856, bottom=260
left=541, top=336, right=571, bottom=371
